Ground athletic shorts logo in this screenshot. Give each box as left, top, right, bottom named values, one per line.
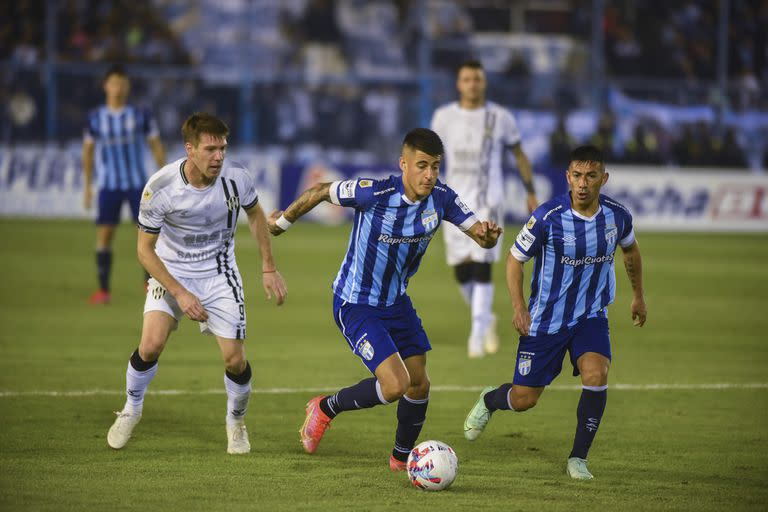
left=151, top=285, right=166, bottom=300
left=518, top=352, right=534, bottom=376
left=359, top=340, right=375, bottom=361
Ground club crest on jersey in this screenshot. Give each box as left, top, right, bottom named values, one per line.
left=518, top=352, right=534, bottom=376
left=421, top=209, right=438, bottom=231
left=226, top=196, right=240, bottom=211
left=359, top=340, right=375, bottom=361
left=605, top=224, right=617, bottom=244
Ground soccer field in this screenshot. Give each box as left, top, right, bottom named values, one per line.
left=0, top=219, right=766, bottom=511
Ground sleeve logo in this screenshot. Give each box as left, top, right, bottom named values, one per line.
left=455, top=197, right=471, bottom=214
left=526, top=216, right=536, bottom=229
left=515, top=226, right=536, bottom=251
left=359, top=179, right=373, bottom=188
left=339, top=180, right=356, bottom=199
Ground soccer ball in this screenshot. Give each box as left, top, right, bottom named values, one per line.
left=406, top=440, right=458, bottom=491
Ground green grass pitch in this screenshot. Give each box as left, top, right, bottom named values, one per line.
left=0, top=219, right=766, bottom=511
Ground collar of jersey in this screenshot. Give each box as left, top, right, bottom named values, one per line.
left=397, top=176, right=422, bottom=205
left=570, top=205, right=602, bottom=221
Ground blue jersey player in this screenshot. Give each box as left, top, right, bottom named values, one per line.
left=463, top=145, right=647, bottom=480
left=267, top=128, right=502, bottom=470
left=83, top=65, right=166, bottom=304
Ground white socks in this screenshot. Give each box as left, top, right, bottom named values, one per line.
left=469, top=282, right=494, bottom=352
left=124, top=362, right=158, bottom=414
left=224, top=375, right=251, bottom=427
left=459, top=282, right=474, bottom=305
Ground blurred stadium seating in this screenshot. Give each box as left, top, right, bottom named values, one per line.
left=1, top=1, right=767, bottom=226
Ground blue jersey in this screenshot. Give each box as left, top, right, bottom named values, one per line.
left=84, top=105, right=159, bottom=191
left=330, top=176, right=477, bottom=307
left=510, top=193, right=635, bottom=336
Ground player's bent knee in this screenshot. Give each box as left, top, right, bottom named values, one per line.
left=581, top=368, right=608, bottom=387
left=223, top=353, right=247, bottom=375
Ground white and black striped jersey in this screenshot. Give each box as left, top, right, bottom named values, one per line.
left=138, top=158, right=259, bottom=278
left=430, top=101, right=521, bottom=210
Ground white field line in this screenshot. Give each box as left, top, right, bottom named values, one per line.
left=0, top=382, right=767, bottom=398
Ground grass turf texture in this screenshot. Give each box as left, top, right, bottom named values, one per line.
left=0, top=219, right=766, bottom=511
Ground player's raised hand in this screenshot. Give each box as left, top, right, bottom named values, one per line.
left=175, top=288, right=208, bottom=322
left=475, top=220, right=503, bottom=248
left=262, top=269, right=287, bottom=306
left=631, top=296, right=647, bottom=327
left=513, top=306, right=531, bottom=336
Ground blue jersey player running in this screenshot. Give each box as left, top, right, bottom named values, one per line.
left=267, top=128, right=502, bottom=470
left=83, top=65, right=166, bottom=304
left=463, top=145, right=647, bottom=480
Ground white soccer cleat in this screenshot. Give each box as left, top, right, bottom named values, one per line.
left=566, top=457, right=594, bottom=480
left=464, top=386, right=495, bottom=441
left=483, top=315, right=500, bottom=354
left=226, top=421, right=251, bottom=454
left=468, top=335, right=485, bottom=359
left=107, top=409, right=142, bottom=449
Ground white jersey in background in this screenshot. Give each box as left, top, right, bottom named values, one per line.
left=430, top=101, right=521, bottom=212
left=431, top=101, right=520, bottom=265
left=138, top=158, right=259, bottom=278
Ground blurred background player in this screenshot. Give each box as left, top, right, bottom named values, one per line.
left=267, top=128, right=502, bottom=470
left=463, top=145, right=647, bottom=480
left=431, top=59, right=538, bottom=358
left=106, top=113, right=287, bottom=454
left=82, top=64, right=166, bottom=304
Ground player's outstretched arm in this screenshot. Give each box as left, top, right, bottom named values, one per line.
left=246, top=203, right=287, bottom=305
left=267, top=182, right=332, bottom=236
left=137, top=229, right=208, bottom=322
left=465, top=220, right=503, bottom=249
left=509, top=144, right=538, bottom=213
left=506, top=252, right=531, bottom=335
left=621, top=240, right=647, bottom=327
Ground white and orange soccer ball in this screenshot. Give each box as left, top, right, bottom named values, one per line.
left=406, top=440, right=458, bottom=491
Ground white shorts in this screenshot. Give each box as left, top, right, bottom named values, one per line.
left=443, top=206, right=504, bottom=266
left=144, top=271, right=247, bottom=340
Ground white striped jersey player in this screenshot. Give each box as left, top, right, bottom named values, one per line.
left=137, top=157, right=259, bottom=339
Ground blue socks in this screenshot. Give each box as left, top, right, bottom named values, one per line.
left=483, top=383, right=514, bottom=412
left=96, top=249, right=112, bottom=291
left=569, top=386, right=607, bottom=459
left=320, top=378, right=387, bottom=418
left=392, top=395, right=429, bottom=462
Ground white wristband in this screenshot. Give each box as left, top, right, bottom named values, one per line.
left=276, top=215, right=293, bottom=231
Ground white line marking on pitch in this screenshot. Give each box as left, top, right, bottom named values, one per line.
left=0, top=383, right=766, bottom=398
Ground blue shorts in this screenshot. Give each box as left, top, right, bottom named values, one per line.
left=513, top=316, right=611, bottom=387
left=96, top=188, right=143, bottom=225
left=332, top=294, right=432, bottom=374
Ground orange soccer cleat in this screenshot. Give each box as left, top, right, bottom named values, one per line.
left=389, top=455, right=407, bottom=472
left=300, top=396, right=332, bottom=454
left=88, top=289, right=111, bottom=305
